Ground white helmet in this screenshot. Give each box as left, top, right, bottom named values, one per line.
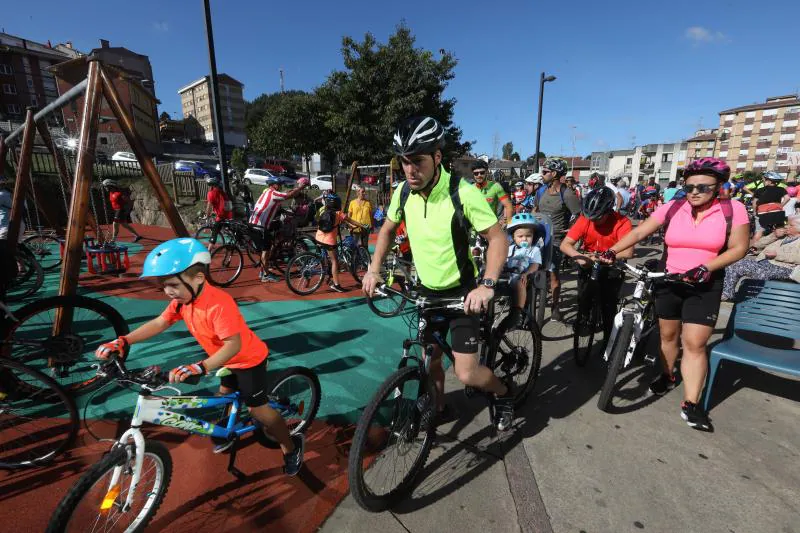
left=525, top=173, right=543, bottom=184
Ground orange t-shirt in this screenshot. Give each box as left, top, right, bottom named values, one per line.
left=315, top=211, right=346, bottom=246
left=566, top=212, right=632, bottom=253
left=159, top=283, right=267, bottom=369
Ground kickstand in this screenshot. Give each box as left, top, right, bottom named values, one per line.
left=227, top=439, right=246, bottom=480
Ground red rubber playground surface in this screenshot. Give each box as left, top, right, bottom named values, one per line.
left=0, top=225, right=386, bottom=533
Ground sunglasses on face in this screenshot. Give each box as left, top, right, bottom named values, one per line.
left=682, top=183, right=716, bottom=194
left=473, top=170, right=486, bottom=176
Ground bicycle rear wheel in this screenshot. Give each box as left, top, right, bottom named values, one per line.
left=46, top=440, right=172, bottom=533
left=254, top=366, right=321, bottom=449
left=573, top=302, right=599, bottom=367
left=22, top=233, right=62, bottom=271
left=194, top=224, right=226, bottom=250
left=597, top=314, right=634, bottom=412
left=2, top=295, right=129, bottom=394
left=350, top=246, right=371, bottom=284
left=7, top=247, right=44, bottom=302
left=285, top=252, right=325, bottom=295
left=0, top=358, right=78, bottom=468
left=491, top=320, right=543, bottom=407
left=208, top=244, right=243, bottom=287
left=366, top=262, right=410, bottom=318
left=348, top=365, right=435, bottom=512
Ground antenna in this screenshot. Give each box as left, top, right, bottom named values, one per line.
left=279, top=68, right=285, bottom=93
left=492, top=132, right=500, bottom=159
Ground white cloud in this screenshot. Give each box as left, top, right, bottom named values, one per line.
left=152, top=21, right=169, bottom=32
left=684, top=26, right=728, bottom=44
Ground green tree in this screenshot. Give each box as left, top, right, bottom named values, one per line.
left=525, top=152, right=545, bottom=166
left=245, top=90, right=306, bottom=139
left=510, top=152, right=521, bottom=162
left=318, top=23, right=470, bottom=164
left=502, top=142, right=514, bottom=160
left=249, top=91, right=329, bottom=172
left=159, top=111, right=170, bottom=122
left=230, top=147, right=248, bottom=176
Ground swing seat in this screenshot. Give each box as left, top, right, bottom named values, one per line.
left=59, top=237, right=96, bottom=259
left=86, top=244, right=129, bottom=274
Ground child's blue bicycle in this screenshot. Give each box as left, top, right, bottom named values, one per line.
left=46, top=355, right=320, bottom=533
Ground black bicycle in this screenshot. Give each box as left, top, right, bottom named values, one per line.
left=365, top=243, right=417, bottom=318
left=7, top=245, right=45, bottom=302
left=347, top=284, right=541, bottom=512
left=285, top=235, right=370, bottom=295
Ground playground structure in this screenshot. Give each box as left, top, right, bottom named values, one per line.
left=1, top=54, right=188, bottom=317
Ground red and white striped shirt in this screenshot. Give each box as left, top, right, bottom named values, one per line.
left=249, top=188, right=288, bottom=227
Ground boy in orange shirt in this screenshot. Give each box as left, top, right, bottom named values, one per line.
left=95, top=238, right=304, bottom=476
left=316, top=192, right=368, bottom=292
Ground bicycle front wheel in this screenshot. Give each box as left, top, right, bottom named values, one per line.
left=350, top=246, right=371, bottom=284
left=22, top=233, right=63, bottom=271
left=0, top=358, right=78, bottom=469
left=492, top=320, right=543, bottom=407
left=573, top=302, right=599, bottom=367
left=254, top=366, right=321, bottom=449
left=7, top=247, right=44, bottom=302
left=2, top=295, right=129, bottom=394
left=285, top=252, right=325, bottom=296
left=208, top=244, right=243, bottom=287
left=366, top=262, right=410, bottom=318
left=194, top=224, right=225, bottom=250
left=348, top=365, right=435, bottom=512
left=597, top=314, right=634, bottom=412
left=46, top=440, right=172, bottom=533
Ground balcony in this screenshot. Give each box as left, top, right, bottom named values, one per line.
left=723, top=120, right=734, bottom=128
left=754, top=154, right=769, bottom=162
left=784, top=112, right=799, bottom=121
left=782, top=128, right=797, bottom=134
left=780, top=140, right=795, bottom=147
left=738, top=155, right=748, bottom=162
left=744, top=118, right=755, bottom=125
left=756, top=142, right=771, bottom=149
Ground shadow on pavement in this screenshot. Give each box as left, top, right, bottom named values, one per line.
left=706, top=360, right=800, bottom=411
left=267, top=329, right=368, bottom=358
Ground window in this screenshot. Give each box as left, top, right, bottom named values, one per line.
left=758, top=136, right=771, bottom=143
left=761, top=122, right=776, bottom=130
left=0, top=64, right=12, bottom=75
left=725, top=114, right=735, bottom=121
left=719, top=151, right=728, bottom=158
left=707, top=141, right=714, bottom=148
left=6, top=103, right=21, bottom=114
left=743, top=124, right=753, bottom=131
left=780, top=133, right=796, bottom=141
left=746, top=111, right=756, bottom=118
left=736, top=162, right=746, bottom=169
left=626, top=157, right=633, bottom=164
left=763, top=109, right=777, bottom=117
left=741, top=137, right=750, bottom=144
left=739, top=149, right=749, bottom=156
left=783, top=119, right=798, bottom=128
left=661, top=153, right=673, bottom=163
left=2, top=83, right=17, bottom=95
left=756, top=148, right=770, bottom=155
left=753, top=160, right=768, bottom=168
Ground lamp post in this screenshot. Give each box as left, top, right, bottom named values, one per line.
left=534, top=72, right=556, bottom=172
left=202, top=0, right=229, bottom=194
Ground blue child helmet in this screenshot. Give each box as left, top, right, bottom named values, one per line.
left=507, top=213, right=539, bottom=233
left=141, top=238, right=211, bottom=278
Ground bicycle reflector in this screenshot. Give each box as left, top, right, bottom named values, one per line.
left=100, top=484, right=121, bottom=512
left=297, top=400, right=305, bottom=416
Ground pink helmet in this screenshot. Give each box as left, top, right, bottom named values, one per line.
left=787, top=185, right=798, bottom=197
left=684, top=157, right=730, bottom=182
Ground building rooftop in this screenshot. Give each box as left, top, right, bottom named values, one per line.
left=0, top=32, right=74, bottom=61
left=686, top=133, right=717, bottom=142
left=177, top=74, right=244, bottom=94
left=719, top=95, right=800, bottom=115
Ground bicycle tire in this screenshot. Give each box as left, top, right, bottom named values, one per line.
left=350, top=246, right=371, bottom=284
left=208, top=244, right=243, bottom=287
left=46, top=439, right=172, bottom=533
left=194, top=224, right=226, bottom=249
left=285, top=252, right=325, bottom=296
left=7, top=247, right=44, bottom=302
left=491, top=319, right=543, bottom=407
left=2, top=295, right=129, bottom=394
left=573, top=301, right=599, bottom=367
left=272, top=237, right=309, bottom=273
left=365, top=262, right=411, bottom=318
left=597, top=314, right=634, bottom=412
left=0, top=358, right=78, bottom=469
left=254, top=366, right=321, bottom=449
left=348, top=365, right=435, bottom=512
left=22, top=233, right=63, bottom=271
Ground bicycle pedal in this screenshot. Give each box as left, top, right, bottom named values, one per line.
left=644, top=353, right=658, bottom=365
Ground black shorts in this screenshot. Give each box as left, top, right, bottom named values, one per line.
left=219, top=359, right=270, bottom=407
left=419, top=284, right=480, bottom=354
left=654, top=274, right=724, bottom=327
left=317, top=241, right=337, bottom=251
left=113, top=208, right=132, bottom=223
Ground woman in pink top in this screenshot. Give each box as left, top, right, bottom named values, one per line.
left=601, top=158, right=749, bottom=432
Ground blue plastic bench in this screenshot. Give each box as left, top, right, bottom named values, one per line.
left=704, top=279, right=800, bottom=411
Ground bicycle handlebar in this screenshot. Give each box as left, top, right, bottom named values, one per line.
left=375, top=284, right=465, bottom=311
left=96, top=355, right=203, bottom=390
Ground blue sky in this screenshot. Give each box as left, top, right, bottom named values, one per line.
left=5, top=0, right=800, bottom=159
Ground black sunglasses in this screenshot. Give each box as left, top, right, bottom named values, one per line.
left=473, top=170, right=486, bottom=176
left=682, top=183, right=716, bottom=194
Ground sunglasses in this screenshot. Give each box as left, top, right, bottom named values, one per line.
left=682, top=183, right=716, bottom=194
left=473, top=170, right=486, bottom=176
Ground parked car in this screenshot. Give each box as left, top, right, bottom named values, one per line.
left=309, top=175, right=333, bottom=191
left=111, top=151, right=140, bottom=168
left=174, top=160, right=220, bottom=179
left=263, top=158, right=297, bottom=177
left=243, top=168, right=279, bottom=186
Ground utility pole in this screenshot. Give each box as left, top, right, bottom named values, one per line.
left=202, top=0, right=229, bottom=194
left=280, top=68, right=285, bottom=93
left=492, top=132, right=500, bottom=160
left=534, top=72, right=556, bottom=172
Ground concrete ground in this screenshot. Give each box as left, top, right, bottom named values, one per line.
left=322, top=264, right=800, bottom=533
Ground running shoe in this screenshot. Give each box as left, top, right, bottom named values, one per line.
left=550, top=307, right=563, bottom=323
left=329, top=283, right=346, bottom=293
left=133, top=235, right=143, bottom=243
left=260, top=272, right=281, bottom=283
left=493, top=382, right=516, bottom=432
left=680, top=401, right=714, bottom=432
left=284, top=434, right=305, bottom=476
left=649, top=372, right=677, bottom=396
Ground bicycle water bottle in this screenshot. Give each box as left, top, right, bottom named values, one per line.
left=590, top=261, right=602, bottom=281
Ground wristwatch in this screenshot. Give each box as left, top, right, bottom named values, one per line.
left=481, top=278, right=497, bottom=289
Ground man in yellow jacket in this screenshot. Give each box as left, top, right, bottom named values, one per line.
left=348, top=185, right=374, bottom=247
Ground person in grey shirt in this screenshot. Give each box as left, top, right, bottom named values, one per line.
left=534, top=158, right=580, bottom=322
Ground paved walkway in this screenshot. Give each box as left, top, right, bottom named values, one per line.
left=322, top=264, right=800, bottom=533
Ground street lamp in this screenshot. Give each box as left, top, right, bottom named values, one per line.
left=534, top=72, right=556, bottom=172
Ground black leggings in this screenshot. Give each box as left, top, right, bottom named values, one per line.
left=576, top=267, right=624, bottom=340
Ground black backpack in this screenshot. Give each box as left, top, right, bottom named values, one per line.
left=395, top=173, right=475, bottom=287
left=318, top=208, right=337, bottom=233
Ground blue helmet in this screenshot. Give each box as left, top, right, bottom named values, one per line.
left=507, top=213, right=540, bottom=233
left=141, top=238, right=211, bottom=278
left=762, top=171, right=785, bottom=182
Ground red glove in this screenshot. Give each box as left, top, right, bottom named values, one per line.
left=169, top=362, right=206, bottom=383
left=598, top=249, right=617, bottom=264
left=95, top=336, right=129, bottom=360
left=682, top=265, right=711, bottom=284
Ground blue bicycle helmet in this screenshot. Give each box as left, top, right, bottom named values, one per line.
left=507, top=213, right=540, bottom=233
left=141, top=238, right=211, bottom=279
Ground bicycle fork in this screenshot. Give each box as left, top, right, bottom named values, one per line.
left=602, top=309, right=645, bottom=370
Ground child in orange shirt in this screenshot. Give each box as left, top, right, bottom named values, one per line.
left=316, top=192, right=368, bottom=292
left=95, top=238, right=304, bottom=476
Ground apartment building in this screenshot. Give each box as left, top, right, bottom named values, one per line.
left=0, top=32, right=79, bottom=122
left=178, top=74, right=246, bottom=147
left=686, top=129, right=718, bottom=160
left=715, top=95, right=800, bottom=177
left=591, top=142, right=687, bottom=185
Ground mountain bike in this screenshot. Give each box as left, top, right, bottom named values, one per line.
left=347, top=284, right=541, bottom=512
left=365, top=243, right=418, bottom=318
left=285, top=235, right=370, bottom=295
left=596, top=260, right=681, bottom=412
left=1, top=295, right=129, bottom=394
left=22, top=226, right=63, bottom=271
left=46, top=355, right=320, bottom=533
left=0, top=356, right=79, bottom=469
left=7, top=245, right=45, bottom=302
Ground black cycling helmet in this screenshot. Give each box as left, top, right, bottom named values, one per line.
left=472, top=159, right=489, bottom=171
left=582, top=187, right=616, bottom=221
left=323, top=192, right=341, bottom=210
left=393, top=116, right=446, bottom=157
